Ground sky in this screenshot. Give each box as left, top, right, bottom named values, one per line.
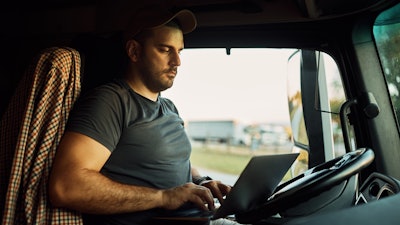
left=162, top=48, right=297, bottom=125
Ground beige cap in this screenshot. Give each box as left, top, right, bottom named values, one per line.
left=124, top=7, right=197, bottom=41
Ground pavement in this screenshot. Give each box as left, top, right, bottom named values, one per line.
left=197, top=167, right=239, bottom=186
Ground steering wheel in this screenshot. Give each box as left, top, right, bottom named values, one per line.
left=236, top=148, right=375, bottom=224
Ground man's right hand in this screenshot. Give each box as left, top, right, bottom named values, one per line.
left=161, top=182, right=215, bottom=211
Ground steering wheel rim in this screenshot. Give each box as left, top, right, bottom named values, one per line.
left=236, top=148, right=375, bottom=224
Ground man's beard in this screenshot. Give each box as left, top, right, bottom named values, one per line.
left=141, top=67, right=177, bottom=93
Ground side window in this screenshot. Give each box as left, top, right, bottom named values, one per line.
left=373, top=3, right=400, bottom=128
left=287, top=50, right=347, bottom=174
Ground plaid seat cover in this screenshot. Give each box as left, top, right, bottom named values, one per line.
left=0, top=47, right=83, bottom=225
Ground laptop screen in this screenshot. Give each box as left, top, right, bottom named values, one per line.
left=213, top=153, right=299, bottom=219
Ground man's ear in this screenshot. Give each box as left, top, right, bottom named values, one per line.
left=125, top=39, right=140, bottom=62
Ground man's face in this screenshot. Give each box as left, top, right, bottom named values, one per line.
left=137, top=26, right=184, bottom=93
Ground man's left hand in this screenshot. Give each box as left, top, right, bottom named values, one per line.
left=200, top=180, right=232, bottom=204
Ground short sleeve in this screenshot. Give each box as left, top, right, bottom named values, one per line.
left=67, top=84, right=125, bottom=151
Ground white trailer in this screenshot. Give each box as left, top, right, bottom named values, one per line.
left=186, top=120, right=246, bottom=145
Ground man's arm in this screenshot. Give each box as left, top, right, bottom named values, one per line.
left=49, top=131, right=214, bottom=214
left=191, top=167, right=204, bottom=181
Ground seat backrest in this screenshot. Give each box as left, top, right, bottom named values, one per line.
left=0, top=47, right=83, bottom=225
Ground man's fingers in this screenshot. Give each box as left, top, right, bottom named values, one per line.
left=194, top=185, right=215, bottom=210
left=212, top=187, right=224, bottom=203
left=191, top=194, right=212, bottom=211
left=201, top=180, right=232, bottom=203
left=161, top=183, right=216, bottom=211
left=218, top=183, right=232, bottom=202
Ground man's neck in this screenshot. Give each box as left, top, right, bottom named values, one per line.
left=124, top=78, right=159, bottom=102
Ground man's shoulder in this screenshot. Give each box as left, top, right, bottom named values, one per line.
left=74, top=79, right=132, bottom=112
left=96, top=79, right=127, bottom=91
left=87, top=79, right=129, bottom=98
left=159, top=96, right=179, bottom=113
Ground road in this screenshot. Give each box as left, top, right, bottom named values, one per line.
left=197, top=167, right=239, bottom=186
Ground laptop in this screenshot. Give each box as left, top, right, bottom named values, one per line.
left=153, top=153, right=299, bottom=222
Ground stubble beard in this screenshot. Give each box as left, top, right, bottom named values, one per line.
left=141, top=67, right=177, bottom=93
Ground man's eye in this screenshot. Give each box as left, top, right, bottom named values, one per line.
left=160, top=48, right=170, bottom=53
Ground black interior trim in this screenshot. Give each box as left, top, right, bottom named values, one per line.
left=283, top=192, right=400, bottom=225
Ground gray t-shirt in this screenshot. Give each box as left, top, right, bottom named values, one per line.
left=67, top=79, right=192, bottom=224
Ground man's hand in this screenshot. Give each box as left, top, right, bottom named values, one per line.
left=190, top=168, right=232, bottom=204
left=200, top=180, right=232, bottom=204
left=161, top=182, right=216, bottom=211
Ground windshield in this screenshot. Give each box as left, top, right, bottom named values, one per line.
left=162, top=47, right=346, bottom=185
left=163, top=48, right=295, bottom=185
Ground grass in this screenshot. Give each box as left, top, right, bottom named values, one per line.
left=190, top=147, right=253, bottom=175
left=190, top=144, right=306, bottom=182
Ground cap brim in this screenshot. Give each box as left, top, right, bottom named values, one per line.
left=168, top=9, right=197, bottom=34
left=124, top=8, right=197, bottom=41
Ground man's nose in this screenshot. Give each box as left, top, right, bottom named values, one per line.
left=170, top=51, right=181, bottom=67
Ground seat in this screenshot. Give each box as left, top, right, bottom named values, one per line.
left=0, top=47, right=83, bottom=225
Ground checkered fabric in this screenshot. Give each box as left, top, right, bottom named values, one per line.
left=0, top=47, right=83, bottom=225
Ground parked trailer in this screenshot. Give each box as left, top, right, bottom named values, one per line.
left=185, top=120, right=246, bottom=145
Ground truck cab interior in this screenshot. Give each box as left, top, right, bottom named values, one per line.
left=1, top=0, right=400, bottom=224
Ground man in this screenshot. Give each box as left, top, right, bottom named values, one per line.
left=49, top=6, right=235, bottom=225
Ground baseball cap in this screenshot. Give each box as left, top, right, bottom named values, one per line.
left=124, top=7, right=197, bottom=41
